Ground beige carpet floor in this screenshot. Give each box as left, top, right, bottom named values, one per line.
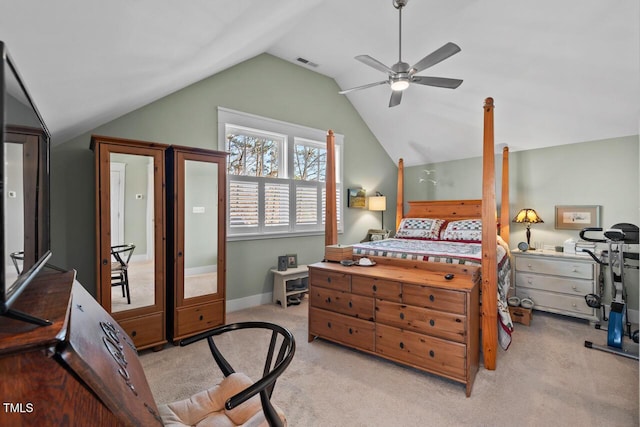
left=140, top=297, right=639, bottom=426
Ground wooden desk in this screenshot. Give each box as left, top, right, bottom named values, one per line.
left=0, top=270, right=161, bottom=426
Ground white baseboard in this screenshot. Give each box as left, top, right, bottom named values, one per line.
left=226, top=292, right=273, bottom=313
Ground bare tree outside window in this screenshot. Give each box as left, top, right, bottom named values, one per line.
left=227, top=133, right=280, bottom=177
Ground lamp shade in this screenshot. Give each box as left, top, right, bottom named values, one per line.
left=512, top=208, right=543, bottom=224
left=368, top=196, right=386, bottom=211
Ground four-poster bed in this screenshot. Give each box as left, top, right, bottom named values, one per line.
left=318, top=98, right=510, bottom=372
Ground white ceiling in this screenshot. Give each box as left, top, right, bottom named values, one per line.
left=1, top=0, right=638, bottom=165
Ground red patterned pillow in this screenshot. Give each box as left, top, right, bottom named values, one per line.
left=395, top=218, right=446, bottom=240
left=440, top=219, right=482, bottom=242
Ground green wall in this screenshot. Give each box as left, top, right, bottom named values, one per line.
left=50, top=54, right=397, bottom=304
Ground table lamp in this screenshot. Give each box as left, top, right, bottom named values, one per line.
left=368, top=192, right=386, bottom=229
left=512, top=208, right=543, bottom=248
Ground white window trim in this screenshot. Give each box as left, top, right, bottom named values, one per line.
left=218, top=107, right=344, bottom=241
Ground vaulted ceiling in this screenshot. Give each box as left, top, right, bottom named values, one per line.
left=1, top=1, right=638, bottom=165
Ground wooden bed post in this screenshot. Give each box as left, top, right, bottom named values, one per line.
left=481, top=98, right=498, bottom=370
left=325, top=130, right=337, bottom=246
left=396, top=158, right=404, bottom=231
left=500, top=146, right=510, bottom=245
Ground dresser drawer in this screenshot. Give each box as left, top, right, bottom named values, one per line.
left=402, top=284, right=466, bottom=315
left=376, top=300, right=466, bottom=343
left=515, top=288, right=596, bottom=317
left=515, top=256, right=593, bottom=280
left=117, top=312, right=165, bottom=349
left=310, top=287, right=374, bottom=320
left=351, top=276, right=402, bottom=302
left=376, top=324, right=466, bottom=380
left=175, top=300, right=225, bottom=338
left=516, top=272, right=594, bottom=295
left=309, top=307, right=375, bottom=351
left=310, top=269, right=351, bottom=292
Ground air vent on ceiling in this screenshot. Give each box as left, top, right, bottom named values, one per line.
left=296, top=57, right=318, bottom=68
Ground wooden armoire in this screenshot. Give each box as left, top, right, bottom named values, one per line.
left=91, top=136, right=227, bottom=348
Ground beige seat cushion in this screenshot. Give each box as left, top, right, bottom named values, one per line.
left=159, top=372, right=286, bottom=427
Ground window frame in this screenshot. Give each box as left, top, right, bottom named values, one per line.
left=218, top=107, right=343, bottom=241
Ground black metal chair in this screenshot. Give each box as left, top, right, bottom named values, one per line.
left=110, top=244, right=135, bottom=304
left=159, top=322, right=296, bottom=427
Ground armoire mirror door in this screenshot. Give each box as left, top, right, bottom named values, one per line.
left=167, top=146, right=226, bottom=343
left=92, top=135, right=167, bottom=351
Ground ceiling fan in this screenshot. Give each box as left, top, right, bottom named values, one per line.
left=339, top=0, right=463, bottom=107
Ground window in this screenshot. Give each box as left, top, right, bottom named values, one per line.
left=219, top=108, right=343, bottom=240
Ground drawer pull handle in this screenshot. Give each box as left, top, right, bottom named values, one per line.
left=572, top=285, right=577, bottom=291
left=348, top=328, right=353, bottom=334
left=429, top=319, right=435, bottom=327
left=399, top=312, right=405, bottom=320
left=199, top=315, right=204, bottom=321
left=327, top=277, right=332, bottom=283
left=372, top=284, right=377, bottom=292
left=455, top=318, right=462, bottom=323
left=429, top=350, right=435, bottom=358
left=527, top=263, right=533, bottom=269
left=327, top=322, right=332, bottom=328
left=429, top=295, right=435, bottom=302
left=131, top=330, right=137, bottom=337
left=348, top=301, right=353, bottom=308
left=399, top=342, right=404, bottom=349
left=326, top=297, right=332, bottom=303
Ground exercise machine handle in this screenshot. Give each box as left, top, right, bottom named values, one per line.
left=579, top=227, right=605, bottom=243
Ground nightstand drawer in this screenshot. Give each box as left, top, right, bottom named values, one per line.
left=515, top=256, right=593, bottom=279
left=515, top=273, right=594, bottom=295
left=515, top=288, right=595, bottom=317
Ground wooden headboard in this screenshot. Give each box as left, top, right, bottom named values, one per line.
left=405, top=200, right=483, bottom=222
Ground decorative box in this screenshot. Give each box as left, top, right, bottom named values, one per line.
left=509, top=306, right=532, bottom=326
left=325, top=244, right=353, bottom=262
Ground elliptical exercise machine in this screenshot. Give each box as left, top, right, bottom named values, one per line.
left=579, top=223, right=639, bottom=360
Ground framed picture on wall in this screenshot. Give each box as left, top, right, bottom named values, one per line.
left=347, top=188, right=366, bottom=208
left=555, top=205, right=600, bottom=230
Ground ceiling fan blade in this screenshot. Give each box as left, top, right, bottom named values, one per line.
left=339, top=80, right=388, bottom=95
left=411, top=76, right=463, bottom=89
left=410, top=42, right=461, bottom=74
left=389, top=90, right=403, bottom=107
left=355, top=55, right=395, bottom=74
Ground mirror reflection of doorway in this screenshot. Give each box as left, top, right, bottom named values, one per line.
left=109, top=153, right=155, bottom=312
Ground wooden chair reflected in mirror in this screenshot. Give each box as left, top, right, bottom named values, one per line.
left=110, top=243, right=135, bottom=305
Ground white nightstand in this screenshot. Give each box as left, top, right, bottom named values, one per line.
left=512, top=249, right=599, bottom=322
left=271, top=265, right=308, bottom=309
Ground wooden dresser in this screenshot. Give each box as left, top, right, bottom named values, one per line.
left=512, top=250, right=599, bottom=322
left=308, top=261, right=480, bottom=396
left=0, top=270, right=162, bottom=426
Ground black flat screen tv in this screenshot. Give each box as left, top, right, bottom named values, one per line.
left=0, top=41, right=52, bottom=325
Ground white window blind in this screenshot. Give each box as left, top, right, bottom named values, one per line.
left=219, top=107, right=343, bottom=240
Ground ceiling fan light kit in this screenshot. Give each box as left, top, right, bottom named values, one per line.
left=340, top=0, right=463, bottom=107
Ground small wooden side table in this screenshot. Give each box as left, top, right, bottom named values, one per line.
left=271, top=265, right=308, bottom=309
